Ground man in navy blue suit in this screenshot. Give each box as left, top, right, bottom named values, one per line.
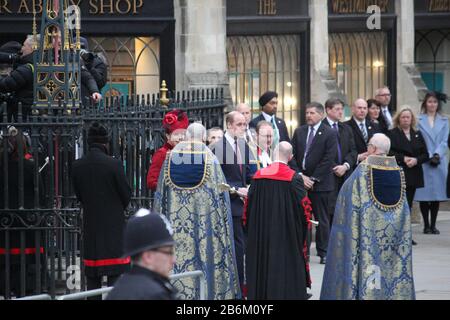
left=211, top=111, right=257, bottom=294
left=249, top=91, right=291, bottom=145
left=291, top=102, right=337, bottom=264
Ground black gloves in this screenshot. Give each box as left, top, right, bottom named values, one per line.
left=429, top=153, right=440, bottom=167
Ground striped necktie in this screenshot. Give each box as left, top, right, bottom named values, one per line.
left=271, top=116, right=280, bottom=147
left=360, top=122, right=368, bottom=143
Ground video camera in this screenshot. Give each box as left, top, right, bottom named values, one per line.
left=80, top=49, right=95, bottom=64
left=0, top=52, right=21, bottom=64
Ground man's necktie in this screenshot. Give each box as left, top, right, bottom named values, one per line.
left=303, top=126, right=315, bottom=170
left=360, top=122, right=368, bottom=143
left=245, top=129, right=252, bottom=143
left=383, top=108, right=392, bottom=129
left=306, top=127, right=315, bottom=154
left=333, top=123, right=342, bottom=164
left=271, top=116, right=280, bottom=147
left=234, top=138, right=243, bottom=174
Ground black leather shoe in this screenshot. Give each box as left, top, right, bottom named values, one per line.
left=431, top=227, right=440, bottom=235
left=306, top=293, right=313, bottom=300
left=412, top=239, right=418, bottom=245
left=320, top=256, right=326, bottom=264
left=424, top=227, right=432, bottom=234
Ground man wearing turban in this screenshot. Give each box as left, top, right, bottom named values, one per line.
left=249, top=91, right=291, bottom=148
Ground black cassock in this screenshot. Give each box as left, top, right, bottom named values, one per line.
left=245, top=163, right=309, bottom=300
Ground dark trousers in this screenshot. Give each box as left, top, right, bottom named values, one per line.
left=406, top=186, right=416, bottom=211
left=419, top=201, right=440, bottom=229
left=308, top=191, right=332, bottom=258
left=86, top=274, right=119, bottom=300
left=232, top=216, right=245, bottom=291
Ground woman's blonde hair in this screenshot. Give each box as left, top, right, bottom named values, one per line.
left=392, top=106, right=417, bottom=130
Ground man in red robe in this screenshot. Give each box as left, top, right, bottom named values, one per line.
left=245, top=141, right=310, bottom=300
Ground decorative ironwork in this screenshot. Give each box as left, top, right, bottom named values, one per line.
left=227, top=35, right=301, bottom=134
left=32, top=0, right=81, bottom=113
left=0, top=86, right=225, bottom=299
left=329, top=32, right=387, bottom=104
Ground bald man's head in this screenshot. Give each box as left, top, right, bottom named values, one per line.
left=352, top=98, right=369, bottom=121
left=236, top=103, right=252, bottom=125
left=273, top=141, right=293, bottom=163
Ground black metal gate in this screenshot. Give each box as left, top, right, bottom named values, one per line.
left=0, top=88, right=225, bottom=299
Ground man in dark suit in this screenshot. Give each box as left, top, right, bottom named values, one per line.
left=375, top=86, right=394, bottom=131
left=249, top=91, right=290, bottom=145
left=236, top=102, right=256, bottom=144
left=322, top=98, right=358, bottom=226
left=345, top=98, right=380, bottom=165
left=211, top=111, right=257, bottom=293
left=291, top=102, right=337, bottom=264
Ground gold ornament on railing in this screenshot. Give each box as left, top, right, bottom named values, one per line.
left=159, top=80, right=170, bottom=107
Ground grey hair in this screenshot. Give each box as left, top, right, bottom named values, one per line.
left=369, top=133, right=391, bottom=155
left=186, top=123, right=206, bottom=142
left=375, top=86, right=390, bottom=96
left=26, top=34, right=41, bottom=45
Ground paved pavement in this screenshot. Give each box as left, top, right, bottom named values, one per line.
left=308, top=211, right=450, bottom=300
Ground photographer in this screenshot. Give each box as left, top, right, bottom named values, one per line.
left=0, top=36, right=37, bottom=122
left=0, top=41, right=22, bottom=73
left=79, top=37, right=106, bottom=106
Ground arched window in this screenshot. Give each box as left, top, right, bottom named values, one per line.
left=415, top=29, right=450, bottom=112
left=329, top=32, right=387, bottom=106
left=87, top=37, right=160, bottom=98
left=227, top=35, right=301, bottom=135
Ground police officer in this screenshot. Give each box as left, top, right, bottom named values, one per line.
left=106, top=209, right=178, bottom=300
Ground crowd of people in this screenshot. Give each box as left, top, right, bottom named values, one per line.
left=0, top=34, right=106, bottom=121
left=104, top=86, right=448, bottom=300
left=1, top=35, right=449, bottom=300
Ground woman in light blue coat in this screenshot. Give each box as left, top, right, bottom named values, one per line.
left=415, top=92, right=449, bottom=234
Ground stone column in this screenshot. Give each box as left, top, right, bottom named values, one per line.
left=396, top=0, right=426, bottom=224
left=396, top=0, right=428, bottom=116
left=174, top=0, right=230, bottom=102
left=309, top=0, right=345, bottom=105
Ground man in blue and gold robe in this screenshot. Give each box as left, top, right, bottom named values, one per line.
left=153, top=123, right=240, bottom=300
left=321, top=133, right=415, bottom=300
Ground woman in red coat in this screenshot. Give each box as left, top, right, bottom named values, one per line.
left=146, top=110, right=189, bottom=191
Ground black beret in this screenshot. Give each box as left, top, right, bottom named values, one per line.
left=259, top=91, right=278, bottom=107
left=87, top=122, right=110, bottom=145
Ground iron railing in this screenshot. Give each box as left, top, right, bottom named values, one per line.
left=14, top=270, right=206, bottom=300
left=0, top=88, right=225, bottom=300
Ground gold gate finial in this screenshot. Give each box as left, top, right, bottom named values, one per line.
left=160, top=80, right=170, bottom=107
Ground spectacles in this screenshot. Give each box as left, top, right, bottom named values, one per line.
left=152, top=248, right=175, bottom=256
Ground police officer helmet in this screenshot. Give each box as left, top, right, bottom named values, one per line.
left=123, top=209, right=175, bottom=258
